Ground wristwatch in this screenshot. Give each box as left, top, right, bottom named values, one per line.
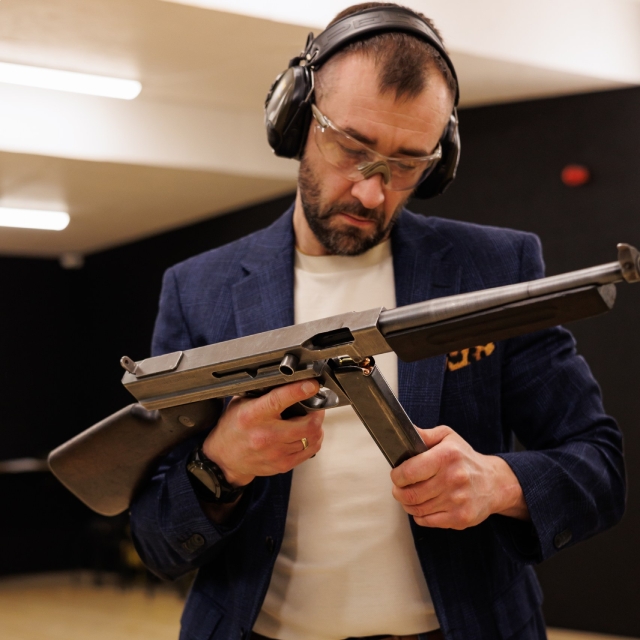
left=186, top=447, right=245, bottom=504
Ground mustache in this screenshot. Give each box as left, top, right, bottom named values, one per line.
left=321, top=202, right=383, bottom=221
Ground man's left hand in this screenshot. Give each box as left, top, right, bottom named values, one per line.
left=391, top=425, right=530, bottom=529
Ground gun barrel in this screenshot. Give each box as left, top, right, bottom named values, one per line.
left=378, top=261, right=622, bottom=336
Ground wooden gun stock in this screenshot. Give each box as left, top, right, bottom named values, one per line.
left=48, top=399, right=221, bottom=516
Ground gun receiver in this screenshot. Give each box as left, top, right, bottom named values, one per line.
left=49, top=243, right=640, bottom=516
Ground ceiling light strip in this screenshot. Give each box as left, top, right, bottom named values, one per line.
left=0, top=62, right=141, bottom=100
left=0, top=208, right=70, bottom=231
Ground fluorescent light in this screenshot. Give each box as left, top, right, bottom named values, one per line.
left=0, top=208, right=70, bottom=231
left=0, top=62, right=141, bottom=100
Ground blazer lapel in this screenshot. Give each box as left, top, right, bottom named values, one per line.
left=231, top=208, right=296, bottom=338
left=392, top=210, right=462, bottom=429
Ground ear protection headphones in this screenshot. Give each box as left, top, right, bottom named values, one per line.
left=264, top=5, right=460, bottom=199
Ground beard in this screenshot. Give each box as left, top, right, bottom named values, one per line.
left=298, top=156, right=408, bottom=256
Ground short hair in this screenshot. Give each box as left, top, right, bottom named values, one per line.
left=319, top=2, right=457, bottom=103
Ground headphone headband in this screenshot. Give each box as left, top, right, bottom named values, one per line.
left=303, top=6, right=459, bottom=105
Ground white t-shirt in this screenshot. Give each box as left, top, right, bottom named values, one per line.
left=253, top=240, right=439, bottom=640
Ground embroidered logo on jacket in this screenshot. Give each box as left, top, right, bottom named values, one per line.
left=447, top=343, right=496, bottom=371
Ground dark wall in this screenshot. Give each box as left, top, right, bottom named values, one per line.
left=0, top=258, right=86, bottom=457
left=1, top=86, right=639, bottom=635
left=0, top=258, right=96, bottom=574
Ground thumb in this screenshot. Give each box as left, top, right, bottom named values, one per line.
left=416, top=424, right=452, bottom=448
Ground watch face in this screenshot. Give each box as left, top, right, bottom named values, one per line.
left=187, top=450, right=246, bottom=503
left=188, top=460, right=221, bottom=499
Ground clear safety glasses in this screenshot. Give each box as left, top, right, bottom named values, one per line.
left=311, top=103, right=442, bottom=192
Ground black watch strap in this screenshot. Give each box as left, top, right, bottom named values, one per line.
left=186, top=447, right=245, bottom=504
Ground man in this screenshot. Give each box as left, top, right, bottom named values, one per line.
left=130, top=4, right=625, bottom=640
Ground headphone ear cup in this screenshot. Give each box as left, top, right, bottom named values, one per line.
left=265, top=65, right=314, bottom=159
left=413, top=109, right=461, bottom=199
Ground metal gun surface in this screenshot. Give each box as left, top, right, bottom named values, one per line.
left=48, top=243, right=640, bottom=515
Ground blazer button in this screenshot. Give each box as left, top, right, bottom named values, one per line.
left=181, top=533, right=205, bottom=553
left=265, top=536, right=275, bottom=554
left=553, top=529, right=572, bottom=549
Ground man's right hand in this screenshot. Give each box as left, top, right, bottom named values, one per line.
left=202, top=380, right=325, bottom=487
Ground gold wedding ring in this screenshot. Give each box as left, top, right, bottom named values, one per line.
left=301, top=437, right=309, bottom=450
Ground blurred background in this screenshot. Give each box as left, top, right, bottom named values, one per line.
left=0, top=1, right=639, bottom=639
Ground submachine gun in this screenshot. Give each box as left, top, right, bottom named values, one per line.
left=49, top=244, right=640, bottom=516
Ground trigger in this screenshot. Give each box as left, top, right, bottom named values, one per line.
left=300, top=387, right=340, bottom=410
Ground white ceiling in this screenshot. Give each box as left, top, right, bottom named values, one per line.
left=0, top=0, right=637, bottom=259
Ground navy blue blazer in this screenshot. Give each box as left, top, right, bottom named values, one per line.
left=130, top=207, right=625, bottom=640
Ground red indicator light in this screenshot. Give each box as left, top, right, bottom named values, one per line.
left=561, top=164, right=591, bottom=187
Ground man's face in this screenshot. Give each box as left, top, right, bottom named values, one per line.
left=293, top=53, right=453, bottom=256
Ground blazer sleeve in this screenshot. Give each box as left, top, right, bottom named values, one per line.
left=129, top=267, right=252, bottom=580
left=491, top=233, right=626, bottom=564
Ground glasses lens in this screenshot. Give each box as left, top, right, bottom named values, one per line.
left=387, top=155, right=439, bottom=190
left=313, top=122, right=441, bottom=191
left=314, top=124, right=374, bottom=176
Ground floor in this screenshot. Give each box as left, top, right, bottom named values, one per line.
left=0, top=573, right=635, bottom=640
